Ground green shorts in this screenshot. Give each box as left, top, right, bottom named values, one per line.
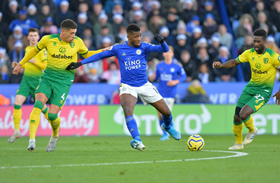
left=36, top=76, right=71, bottom=108
left=17, top=76, right=40, bottom=99
left=236, top=87, right=270, bottom=113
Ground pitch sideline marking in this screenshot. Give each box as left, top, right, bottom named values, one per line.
left=0, top=150, right=248, bottom=169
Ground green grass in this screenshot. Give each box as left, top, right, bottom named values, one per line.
left=0, top=135, right=279, bottom=183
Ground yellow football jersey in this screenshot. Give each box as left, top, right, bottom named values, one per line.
left=237, top=48, right=280, bottom=92
left=23, top=46, right=47, bottom=79
left=36, top=34, right=88, bottom=85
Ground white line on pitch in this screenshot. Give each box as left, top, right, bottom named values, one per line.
left=0, top=150, right=248, bottom=169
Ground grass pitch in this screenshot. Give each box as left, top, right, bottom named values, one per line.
left=0, top=135, right=279, bottom=183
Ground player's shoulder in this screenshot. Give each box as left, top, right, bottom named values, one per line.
left=173, top=60, right=183, bottom=67
left=142, top=41, right=155, bottom=47
left=265, top=47, right=278, bottom=57
left=109, top=42, right=124, bottom=50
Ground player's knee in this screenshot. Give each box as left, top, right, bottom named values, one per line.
left=48, top=113, right=58, bottom=121
left=121, top=105, right=133, bottom=116
left=239, top=111, right=249, bottom=121
left=34, top=100, right=43, bottom=110
left=233, top=115, right=241, bottom=123
left=14, top=104, right=21, bottom=109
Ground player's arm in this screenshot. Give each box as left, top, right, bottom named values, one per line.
left=81, top=49, right=103, bottom=59
left=146, top=34, right=169, bottom=53
left=167, top=68, right=187, bottom=86
left=66, top=50, right=114, bottom=70
left=33, top=59, right=47, bottom=70
left=212, top=59, right=240, bottom=69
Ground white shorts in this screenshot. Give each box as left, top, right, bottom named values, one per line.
left=119, top=82, right=163, bottom=105
left=163, top=98, right=175, bottom=111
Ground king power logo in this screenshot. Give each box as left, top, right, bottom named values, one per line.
left=113, top=104, right=212, bottom=135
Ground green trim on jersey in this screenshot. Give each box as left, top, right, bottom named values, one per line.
left=50, top=34, right=60, bottom=40
left=36, top=45, right=41, bottom=51
left=80, top=50, right=88, bottom=55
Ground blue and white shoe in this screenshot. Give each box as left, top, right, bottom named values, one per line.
left=130, top=139, right=146, bottom=151
left=160, top=133, right=169, bottom=141
left=161, top=123, right=181, bottom=140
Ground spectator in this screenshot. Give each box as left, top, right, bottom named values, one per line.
left=208, top=35, right=220, bottom=59
left=198, top=63, right=213, bottom=84
left=128, top=2, right=146, bottom=23
left=250, top=1, right=269, bottom=22
left=138, top=21, right=154, bottom=41
left=2, top=0, right=19, bottom=25
left=76, top=13, right=92, bottom=38
left=179, top=50, right=197, bottom=82
left=95, top=26, right=115, bottom=49
left=226, top=0, right=249, bottom=21
left=266, top=36, right=279, bottom=54
left=196, top=47, right=212, bottom=69
left=9, top=40, right=25, bottom=63
left=214, top=24, right=233, bottom=50
left=213, top=46, right=236, bottom=82
left=108, top=3, right=126, bottom=23
left=101, top=61, right=121, bottom=84
left=93, top=13, right=113, bottom=36
left=75, top=2, right=93, bottom=24
left=191, top=27, right=203, bottom=47
left=81, top=27, right=95, bottom=48
left=39, top=4, right=53, bottom=26
left=102, top=55, right=119, bottom=71
left=159, top=26, right=175, bottom=47
left=148, top=14, right=166, bottom=34
left=142, top=0, right=157, bottom=15
left=9, top=9, right=39, bottom=36
left=112, top=14, right=127, bottom=39
left=186, top=15, right=201, bottom=36
left=7, top=25, right=28, bottom=52
left=161, top=0, right=179, bottom=15
left=35, top=0, right=56, bottom=14
left=180, top=0, right=196, bottom=24
left=74, top=65, right=89, bottom=83
left=0, top=12, right=8, bottom=48
left=27, top=4, right=40, bottom=26
left=54, top=1, right=75, bottom=28
left=40, top=17, right=58, bottom=37
left=253, top=12, right=275, bottom=36
left=0, top=64, right=10, bottom=83
left=174, top=34, right=192, bottom=60
left=239, top=35, right=253, bottom=81
left=237, top=14, right=254, bottom=38
left=146, top=0, right=161, bottom=21
left=132, top=10, right=145, bottom=24
left=182, top=79, right=210, bottom=103
left=116, top=25, right=127, bottom=43
left=91, top=1, right=103, bottom=23
left=271, top=1, right=280, bottom=36
left=146, top=54, right=159, bottom=79
left=200, top=1, right=220, bottom=24
left=104, top=0, right=124, bottom=15
left=202, top=13, right=218, bottom=40
left=0, top=48, right=12, bottom=77
left=87, top=68, right=101, bottom=83
left=69, top=0, right=91, bottom=14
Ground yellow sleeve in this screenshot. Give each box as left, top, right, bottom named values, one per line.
left=272, top=52, right=280, bottom=69
left=36, top=35, right=48, bottom=51
left=77, top=37, right=89, bottom=56
left=82, top=50, right=103, bottom=59
left=237, top=49, right=250, bottom=63
left=19, top=47, right=40, bottom=65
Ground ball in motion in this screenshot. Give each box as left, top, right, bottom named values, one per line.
left=187, top=135, right=205, bottom=151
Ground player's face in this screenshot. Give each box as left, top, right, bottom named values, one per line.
left=128, top=31, right=142, bottom=47
left=163, top=50, right=174, bottom=60
left=253, top=36, right=266, bottom=53
left=27, top=32, right=39, bottom=45
left=62, top=28, right=77, bottom=43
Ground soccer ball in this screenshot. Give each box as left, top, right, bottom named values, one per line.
left=187, top=135, right=205, bottom=151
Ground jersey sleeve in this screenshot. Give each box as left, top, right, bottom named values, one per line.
left=271, top=52, right=280, bottom=69
left=177, top=65, right=187, bottom=83
left=77, top=37, right=89, bottom=56
left=144, top=42, right=169, bottom=54
left=155, top=64, right=160, bottom=81
left=36, top=35, right=49, bottom=51
left=40, top=49, right=48, bottom=62
left=237, top=49, right=250, bottom=63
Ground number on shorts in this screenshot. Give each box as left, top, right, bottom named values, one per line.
left=254, top=94, right=264, bottom=101
left=61, top=93, right=65, bottom=101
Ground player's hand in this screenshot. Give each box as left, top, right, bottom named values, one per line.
left=272, top=91, right=280, bottom=105
left=167, top=80, right=179, bottom=87
left=154, top=33, right=164, bottom=43
left=213, top=61, right=222, bottom=68
left=66, top=62, right=82, bottom=70
left=13, top=63, right=22, bottom=75
left=28, top=59, right=36, bottom=64
left=102, top=47, right=110, bottom=52
left=12, top=62, right=18, bottom=68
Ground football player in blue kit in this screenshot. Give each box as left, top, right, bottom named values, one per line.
left=150, top=46, right=186, bottom=141
left=66, top=24, right=181, bottom=151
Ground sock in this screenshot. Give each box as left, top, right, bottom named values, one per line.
left=243, top=115, right=255, bottom=133
left=48, top=113, right=60, bottom=137
left=29, top=101, right=43, bottom=139
left=162, top=114, right=173, bottom=130
left=233, top=122, right=243, bottom=144
left=159, top=119, right=167, bottom=135
left=42, top=107, right=50, bottom=123
left=13, top=104, right=21, bottom=130
left=125, top=115, right=141, bottom=141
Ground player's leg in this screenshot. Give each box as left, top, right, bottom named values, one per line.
left=46, top=104, right=61, bottom=152
left=42, top=104, right=50, bottom=122
left=229, top=107, right=244, bottom=150
left=157, top=110, right=169, bottom=141
left=8, top=94, right=26, bottom=143
left=150, top=99, right=181, bottom=140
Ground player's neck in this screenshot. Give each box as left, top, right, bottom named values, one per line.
left=165, top=58, right=172, bottom=64
left=30, top=43, right=37, bottom=47
left=59, top=34, right=66, bottom=42
left=256, top=47, right=267, bottom=55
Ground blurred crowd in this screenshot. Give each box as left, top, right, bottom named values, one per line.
left=0, top=0, right=280, bottom=85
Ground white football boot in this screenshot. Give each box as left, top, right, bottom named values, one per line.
left=27, top=139, right=36, bottom=152
left=243, top=127, right=258, bottom=145
left=8, top=130, right=21, bottom=143
left=46, top=136, right=59, bottom=152
left=228, top=143, right=244, bottom=150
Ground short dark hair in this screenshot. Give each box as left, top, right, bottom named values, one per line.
left=253, top=29, right=267, bottom=40
left=61, top=19, right=77, bottom=30
left=28, top=28, right=39, bottom=35
left=127, top=24, right=140, bottom=34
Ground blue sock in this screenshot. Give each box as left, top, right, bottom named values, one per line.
left=159, top=119, right=167, bottom=135
left=126, top=115, right=141, bottom=141
left=162, top=114, right=173, bottom=130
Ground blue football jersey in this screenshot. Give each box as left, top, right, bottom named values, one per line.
left=155, top=60, right=186, bottom=98
left=81, top=41, right=169, bottom=87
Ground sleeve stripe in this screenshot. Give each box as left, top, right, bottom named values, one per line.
left=36, top=45, right=42, bottom=51
left=80, top=50, right=89, bottom=55
left=42, top=59, right=47, bottom=62
left=237, top=57, right=242, bottom=63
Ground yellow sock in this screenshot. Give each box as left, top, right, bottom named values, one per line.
left=49, top=113, right=60, bottom=137
left=42, top=107, right=50, bottom=124
left=13, top=105, right=22, bottom=130
left=29, top=108, right=41, bottom=139
left=243, top=115, right=255, bottom=133
left=233, top=122, right=243, bottom=144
